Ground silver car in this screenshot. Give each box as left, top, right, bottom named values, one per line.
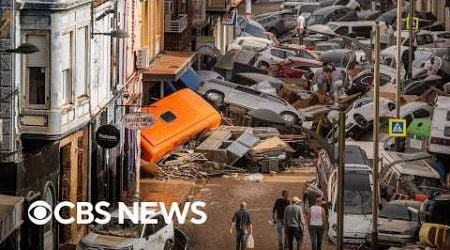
left=197, top=79, right=302, bottom=124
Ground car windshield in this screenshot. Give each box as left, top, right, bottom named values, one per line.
left=307, top=15, right=323, bottom=26
left=379, top=203, right=419, bottom=221
left=93, top=217, right=142, bottom=238
left=246, top=23, right=266, bottom=38
left=342, top=172, right=372, bottom=215
left=400, top=174, right=442, bottom=189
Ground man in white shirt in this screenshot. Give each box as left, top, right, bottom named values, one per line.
left=306, top=197, right=327, bottom=250
left=296, top=12, right=306, bottom=45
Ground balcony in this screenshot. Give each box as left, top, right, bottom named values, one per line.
left=164, top=14, right=190, bottom=51
left=165, top=14, right=188, bottom=33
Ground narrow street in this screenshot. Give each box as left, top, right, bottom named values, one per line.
left=181, top=168, right=334, bottom=250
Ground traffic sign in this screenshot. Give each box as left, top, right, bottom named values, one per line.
left=96, top=124, right=120, bottom=148
left=406, top=16, right=419, bottom=30
left=388, top=118, right=407, bottom=137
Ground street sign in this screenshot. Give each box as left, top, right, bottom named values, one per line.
left=96, top=124, right=120, bottom=148
left=388, top=118, right=407, bottom=137
left=122, top=112, right=155, bottom=130
left=406, top=16, right=419, bottom=30
left=222, top=9, right=237, bottom=26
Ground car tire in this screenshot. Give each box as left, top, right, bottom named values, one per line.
left=164, top=239, right=174, bottom=250
left=354, top=114, right=368, bottom=128
left=280, top=112, right=298, bottom=124
left=205, top=90, right=224, bottom=106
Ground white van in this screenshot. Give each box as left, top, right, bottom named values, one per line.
left=326, top=145, right=373, bottom=245
left=429, top=95, right=450, bottom=155
left=327, top=21, right=386, bottom=39
left=77, top=209, right=175, bottom=250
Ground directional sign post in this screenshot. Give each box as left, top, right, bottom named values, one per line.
left=388, top=118, right=407, bottom=137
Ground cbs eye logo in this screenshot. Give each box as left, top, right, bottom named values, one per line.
left=28, top=201, right=53, bottom=225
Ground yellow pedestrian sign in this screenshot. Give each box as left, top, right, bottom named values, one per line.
left=389, top=119, right=407, bottom=137
left=406, top=16, right=419, bottom=31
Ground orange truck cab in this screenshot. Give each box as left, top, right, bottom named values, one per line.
left=141, top=89, right=221, bottom=163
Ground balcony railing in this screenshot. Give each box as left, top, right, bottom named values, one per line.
left=165, top=14, right=188, bottom=33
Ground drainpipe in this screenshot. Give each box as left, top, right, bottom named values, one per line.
left=245, top=0, right=251, bottom=18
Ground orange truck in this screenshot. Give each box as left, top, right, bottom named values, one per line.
left=141, top=89, right=221, bottom=163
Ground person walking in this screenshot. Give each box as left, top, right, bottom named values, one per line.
left=230, top=202, right=253, bottom=250
left=296, top=12, right=306, bottom=46
left=402, top=46, right=416, bottom=80
left=284, top=197, right=305, bottom=250
left=306, top=197, right=327, bottom=250
left=273, top=190, right=291, bottom=250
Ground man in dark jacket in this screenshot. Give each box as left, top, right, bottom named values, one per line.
left=273, top=190, right=290, bottom=250
left=230, top=202, right=253, bottom=250
left=402, top=47, right=416, bottom=80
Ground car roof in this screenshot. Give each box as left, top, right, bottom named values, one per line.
left=384, top=152, right=440, bottom=178
left=311, top=5, right=350, bottom=15
left=328, top=21, right=377, bottom=27
left=334, top=145, right=370, bottom=167
left=236, top=72, right=284, bottom=83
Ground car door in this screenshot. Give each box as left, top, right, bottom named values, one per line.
left=144, top=215, right=169, bottom=250
left=230, top=85, right=262, bottom=109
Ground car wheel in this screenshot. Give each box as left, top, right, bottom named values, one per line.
left=259, top=62, right=270, bottom=71
left=280, top=112, right=298, bottom=124
left=205, top=91, right=224, bottom=106
left=164, top=239, right=174, bottom=250
left=354, top=114, right=368, bottom=128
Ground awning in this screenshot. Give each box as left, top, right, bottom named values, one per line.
left=142, top=51, right=196, bottom=82
left=0, top=195, right=24, bottom=244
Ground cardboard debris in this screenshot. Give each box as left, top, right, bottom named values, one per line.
left=250, top=137, right=295, bottom=155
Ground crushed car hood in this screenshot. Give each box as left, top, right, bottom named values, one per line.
left=378, top=217, right=418, bottom=234
left=80, top=233, right=137, bottom=248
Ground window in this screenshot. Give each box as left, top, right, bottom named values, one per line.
left=271, top=49, right=286, bottom=58
left=437, top=33, right=450, bottom=39
left=141, top=0, right=164, bottom=57
left=76, top=26, right=88, bottom=97
left=380, top=74, right=391, bottom=86
left=160, top=111, right=176, bottom=122
left=416, top=34, right=434, bottom=45
left=413, top=109, right=430, bottom=119
left=445, top=127, right=450, bottom=137
left=334, top=26, right=349, bottom=35
left=447, top=111, right=450, bottom=121
left=352, top=26, right=372, bottom=38
left=61, top=32, right=73, bottom=105
left=143, top=215, right=167, bottom=237
left=26, top=34, right=48, bottom=108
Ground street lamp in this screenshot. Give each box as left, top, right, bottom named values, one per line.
left=0, top=43, right=39, bottom=161
left=91, top=29, right=129, bottom=39
left=0, top=43, right=39, bottom=54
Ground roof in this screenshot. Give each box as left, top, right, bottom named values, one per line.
left=387, top=102, right=430, bottom=118
left=142, top=51, right=196, bottom=81
left=383, top=152, right=440, bottom=179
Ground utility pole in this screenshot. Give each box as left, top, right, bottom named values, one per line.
left=245, top=0, right=252, bottom=18
left=371, top=22, right=381, bottom=250
left=395, top=0, right=402, bottom=152
left=337, top=111, right=345, bottom=250
left=408, top=0, right=415, bottom=80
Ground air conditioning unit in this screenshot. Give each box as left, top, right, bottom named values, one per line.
left=136, top=48, right=150, bottom=69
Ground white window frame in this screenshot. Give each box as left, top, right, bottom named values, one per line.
left=76, top=25, right=90, bottom=99
left=24, top=32, right=50, bottom=109
left=61, top=31, right=74, bottom=106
